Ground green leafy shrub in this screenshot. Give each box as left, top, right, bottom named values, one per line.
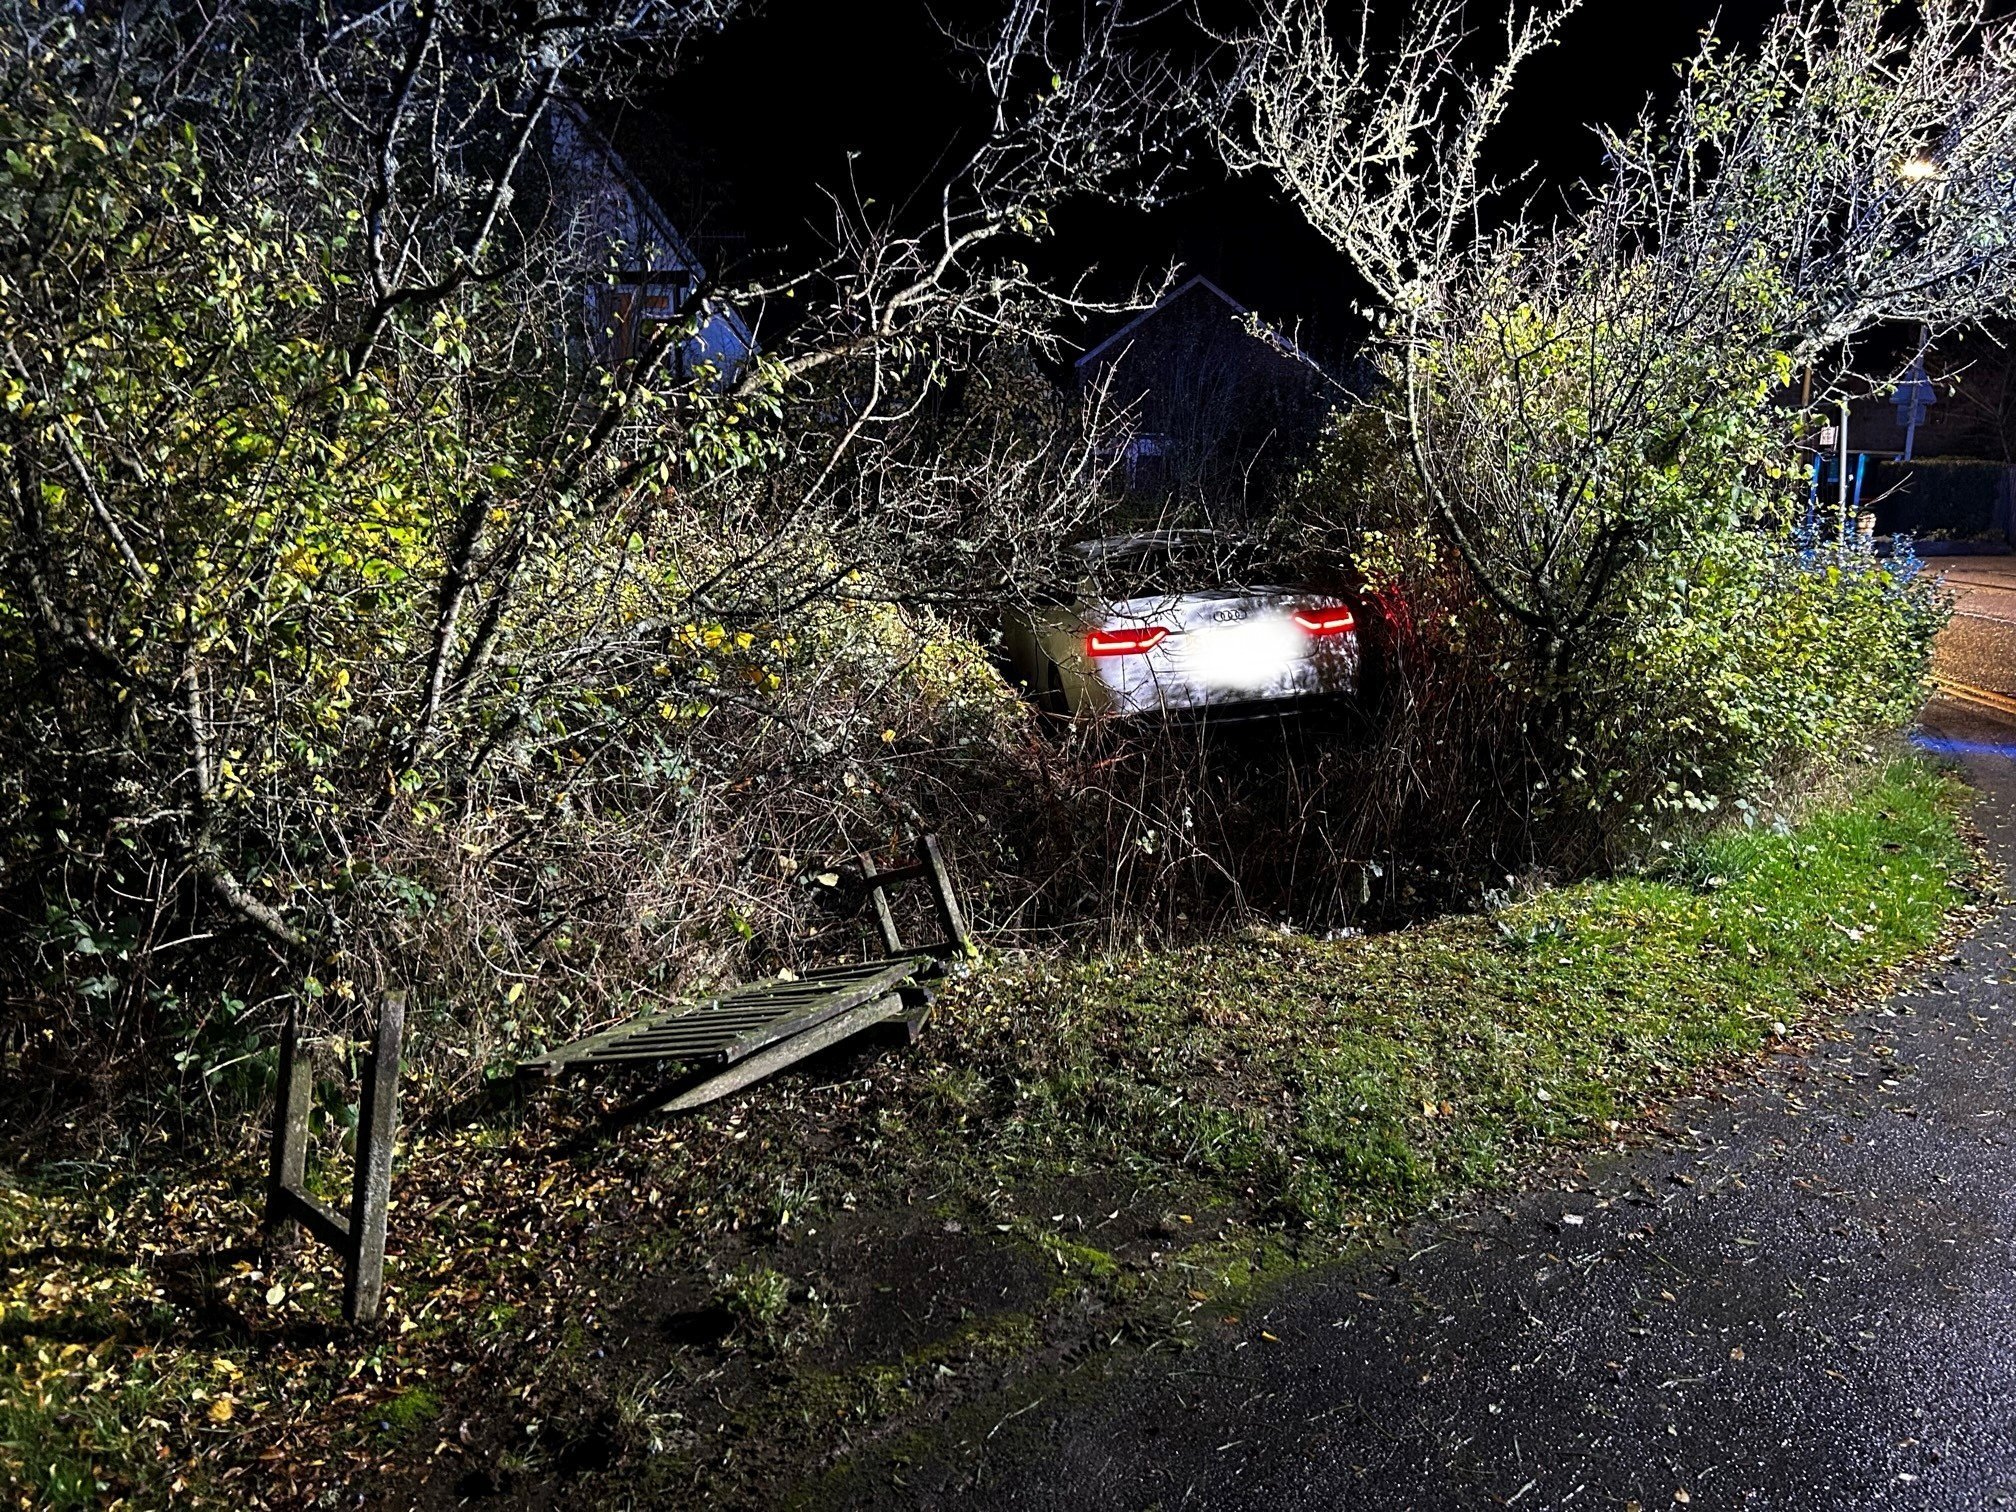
left=1564, top=530, right=1946, bottom=837
left=1281, top=370, right=1947, bottom=877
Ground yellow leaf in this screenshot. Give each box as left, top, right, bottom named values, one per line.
left=209, top=1395, right=234, bottom=1423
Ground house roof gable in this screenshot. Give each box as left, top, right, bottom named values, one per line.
left=1072, top=274, right=1322, bottom=376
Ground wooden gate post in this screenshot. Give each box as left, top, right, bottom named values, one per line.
left=343, top=991, right=404, bottom=1324
left=266, top=1004, right=313, bottom=1252
left=263, top=991, right=406, bottom=1325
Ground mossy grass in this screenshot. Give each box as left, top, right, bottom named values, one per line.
left=921, top=756, right=1976, bottom=1229
left=0, top=757, right=1982, bottom=1507
left=376, top=1385, right=442, bottom=1438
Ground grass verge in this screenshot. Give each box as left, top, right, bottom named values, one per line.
left=924, top=756, right=1976, bottom=1232
left=0, top=756, right=1985, bottom=1508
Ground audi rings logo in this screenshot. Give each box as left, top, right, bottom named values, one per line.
left=1211, top=607, right=1247, bottom=624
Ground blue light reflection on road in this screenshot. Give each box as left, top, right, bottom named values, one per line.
left=1913, top=732, right=2016, bottom=759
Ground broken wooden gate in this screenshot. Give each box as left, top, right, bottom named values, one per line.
left=518, top=833, right=972, bottom=1113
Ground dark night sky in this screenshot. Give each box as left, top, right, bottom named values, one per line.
left=603, top=0, right=1777, bottom=364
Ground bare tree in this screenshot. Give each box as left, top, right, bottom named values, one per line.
left=1219, top=0, right=2016, bottom=662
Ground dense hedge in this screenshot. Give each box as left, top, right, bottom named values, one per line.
left=1870, top=457, right=2012, bottom=540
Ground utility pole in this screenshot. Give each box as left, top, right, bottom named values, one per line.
left=1838, top=398, right=1851, bottom=544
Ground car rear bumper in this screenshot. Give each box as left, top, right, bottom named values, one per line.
left=1074, top=654, right=1358, bottom=717
left=1136, top=690, right=1355, bottom=724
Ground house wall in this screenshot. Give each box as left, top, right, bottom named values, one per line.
left=1077, top=281, right=1330, bottom=513
left=545, top=105, right=755, bottom=380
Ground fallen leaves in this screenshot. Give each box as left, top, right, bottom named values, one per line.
left=0, top=764, right=1981, bottom=1507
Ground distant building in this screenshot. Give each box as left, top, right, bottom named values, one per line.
left=544, top=104, right=755, bottom=381
left=1074, top=275, right=1336, bottom=512
left=1813, top=342, right=2016, bottom=545
left=1842, top=341, right=2016, bottom=464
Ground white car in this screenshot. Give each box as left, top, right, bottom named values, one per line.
left=1000, top=532, right=1364, bottom=718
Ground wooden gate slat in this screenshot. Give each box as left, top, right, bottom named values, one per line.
left=520, top=954, right=931, bottom=1078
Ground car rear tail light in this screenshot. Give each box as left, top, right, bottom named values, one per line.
left=1292, top=607, right=1357, bottom=637
left=1086, top=625, right=1170, bottom=658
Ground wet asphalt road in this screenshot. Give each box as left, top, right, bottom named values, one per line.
left=932, top=699, right=2016, bottom=1511
left=1935, top=560, right=2016, bottom=702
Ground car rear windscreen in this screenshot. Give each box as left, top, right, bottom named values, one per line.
left=1084, top=537, right=1277, bottom=596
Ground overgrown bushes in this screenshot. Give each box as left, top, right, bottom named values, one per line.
left=1870, top=457, right=2013, bottom=540
left=0, top=0, right=1970, bottom=1144
left=1202, top=0, right=2007, bottom=876
left=1570, top=530, right=1945, bottom=832
left=0, top=3, right=1144, bottom=1134
left=1236, top=402, right=1949, bottom=887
